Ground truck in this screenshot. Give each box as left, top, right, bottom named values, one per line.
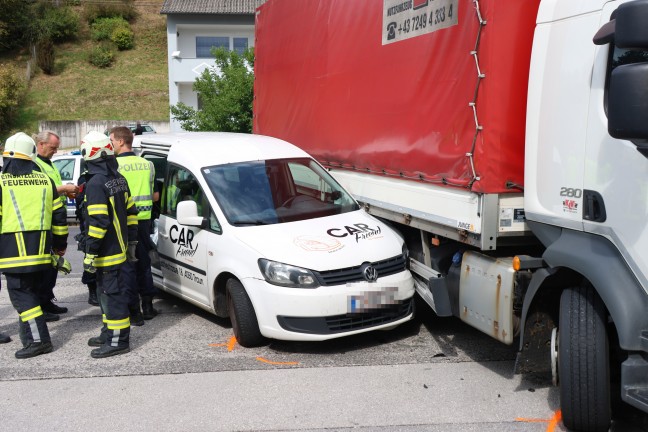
left=253, top=0, right=648, bottom=430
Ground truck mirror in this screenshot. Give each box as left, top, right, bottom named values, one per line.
left=177, top=200, right=205, bottom=227
left=608, top=62, right=648, bottom=153
left=593, top=0, right=648, bottom=47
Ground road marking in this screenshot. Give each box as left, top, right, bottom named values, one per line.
left=256, top=357, right=299, bottom=366
left=515, top=410, right=562, bottom=432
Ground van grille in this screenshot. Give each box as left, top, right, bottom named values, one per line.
left=312, top=254, right=406, bottom=286
left=277, top=298, right=413, bottom=335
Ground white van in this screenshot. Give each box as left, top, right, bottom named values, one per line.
left=52, top=151, right=84, bottom=219
left=139, top=132, right=415, bottom=346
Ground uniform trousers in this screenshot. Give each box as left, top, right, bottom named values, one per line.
left=96, top=268, right=130, bottom=347
left=5, top=271, right=50, bottom=346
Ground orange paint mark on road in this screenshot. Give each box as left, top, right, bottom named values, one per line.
left=546, top=410, right=562, bottom=432
left=256, top=357, right=299, bottom=366
left=515, top=417, right=549, bottom=423
left=515, top=410, right=562, bottom=432
left=227, top=336, right=237, bottom=351
left=208, top=343, right=227, bottom=347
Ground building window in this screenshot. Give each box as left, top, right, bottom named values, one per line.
left=233, top=37, right=248, bottom=55
left=196, top=36, right=250, bottom=58
left=196, top=36, right=229, bottom=58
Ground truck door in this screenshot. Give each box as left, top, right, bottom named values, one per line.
left=584, top=4, right=648, bottom=285
left=157, top=164, right=211, bottom=306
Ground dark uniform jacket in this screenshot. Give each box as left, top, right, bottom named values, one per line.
left=83, top=161, right=138, bottom=270
left=0, top=169, right=68, bottom=273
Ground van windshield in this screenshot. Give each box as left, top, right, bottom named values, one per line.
left=201, top=158, right=359, bottom=226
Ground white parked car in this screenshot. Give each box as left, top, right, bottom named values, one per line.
left=51, top=152, right=84, bottom=219
left=139, top=132, right=415, bottom=346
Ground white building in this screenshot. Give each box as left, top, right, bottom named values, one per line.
left=161, top=0, right=266, bottom=131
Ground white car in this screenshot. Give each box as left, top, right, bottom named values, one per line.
left=51, top=152, right=84, bottom=219
left=139, top=132, right=415, bottom=346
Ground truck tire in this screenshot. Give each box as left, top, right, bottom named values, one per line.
left=226, top=279, right=266, bottom=347
left=558, top=284, right=611, bottom=432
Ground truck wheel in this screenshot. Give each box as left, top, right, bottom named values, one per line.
left=226, top=279, right=266, bottom=347
left=558, top=284, right=611, bottom=432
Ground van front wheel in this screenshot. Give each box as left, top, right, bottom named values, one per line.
left=558, top=284, right=611, bottom=432
left=226, top=279, right=266, bottom=347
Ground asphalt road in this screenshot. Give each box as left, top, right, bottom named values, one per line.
left=0, top=226, right=646, bottom=431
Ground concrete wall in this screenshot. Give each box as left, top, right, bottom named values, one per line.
left=39, top=120, right=171, bottom=150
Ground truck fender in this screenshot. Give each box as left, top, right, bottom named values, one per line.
left=525, top=223, right=648, bottom=352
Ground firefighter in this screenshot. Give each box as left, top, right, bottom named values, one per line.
left=110, top=126, right=159, bottom=322
left=0, top=132, right=68, bottom=358
left=81, top=131, right=138, bottom=358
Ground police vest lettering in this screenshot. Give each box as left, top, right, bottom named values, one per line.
left=119, top=161, right=150, bottom=172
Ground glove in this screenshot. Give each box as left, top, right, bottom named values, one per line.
left=127, top=241, right=138, bottom=262
left=84, top=253, right=97, bottom=274
left=51, top=254, right=72, bottom=275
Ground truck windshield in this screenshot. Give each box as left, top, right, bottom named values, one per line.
left=201, top=158, right=359, bottom=226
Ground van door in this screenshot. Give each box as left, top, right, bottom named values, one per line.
left=157, top=164, right=212, bottom=306
left=140, top=151, right=168, bottom=279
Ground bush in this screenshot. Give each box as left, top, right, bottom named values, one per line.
left=43, top=6, right=80, bottom=42
left=111, top=27, right=134, bottom=50
left=90, top=17, right=129, bottom=42
left=88, top=44, right=115, bottom=68
left=36, top=37, right=55, bottom=75
left=0, top=65, right=27, bottom=134
left=84, top=1, right=137, bottom=24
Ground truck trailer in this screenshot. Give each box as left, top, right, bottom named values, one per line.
left=253, top=0, right=648, bottom=430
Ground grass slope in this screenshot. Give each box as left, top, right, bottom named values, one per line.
left=12, top=1, right=169, bottom=134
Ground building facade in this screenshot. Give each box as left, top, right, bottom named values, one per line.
left=161, top=0, right=265, bottom=131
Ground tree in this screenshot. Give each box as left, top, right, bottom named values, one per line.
left=0, top=0, right=33, bottom=52
left=171, top=47, right=254, bottom=132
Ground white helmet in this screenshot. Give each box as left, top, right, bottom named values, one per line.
left=80, top=131, right=113, bottom=161
left=3, top=132, right=36, bottom=161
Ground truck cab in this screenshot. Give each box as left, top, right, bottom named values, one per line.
left=138, top=132, right=415, bottom=346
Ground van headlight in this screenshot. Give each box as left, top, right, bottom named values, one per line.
left=258, top=259, right=320, bottom=288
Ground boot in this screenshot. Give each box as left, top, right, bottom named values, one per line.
left=15, top=341, right=53, bottom=359
left=0, top=332, right=11, bottom=344
left=87, top=336, right=104, bottom=347
left=129, top=304, right=145, bottom=327
left=88, top=284, right=99, bottom=306
left=43, top=312, right=60, bottom=322
left=91, top=345, right=130, bottom=358
left=42, top=299, right=68, bottom=314
left=141, top=296, right=158, bottom=320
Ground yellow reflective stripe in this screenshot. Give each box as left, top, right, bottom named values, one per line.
left=109, top=196, right=125, bottom=253
left=0, top=254, right=51, bottom=269
left=94, top=253, right=126, bottom=267
left=20, top=306, right=43, bottom=322
left=39, top=231, right=46, bottom=255
left=102, top=314, right=107, bottom=323
left=14, top=233, right=26, bottom=256
left=127, top=215, right=138, bottom=225
left=52, top=225, right=68, bottom=235
left=52, top=199, right=63, bottom=211
left=106, top=317, right=130, bottom=330
left=87, top=204, right=109, bottom=216
left=88, top=225, right=107, bottom=238
left=127, top=196, right=135, bottom=209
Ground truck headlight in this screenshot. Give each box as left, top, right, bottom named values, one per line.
left=258, top=259, right=320, bottom=288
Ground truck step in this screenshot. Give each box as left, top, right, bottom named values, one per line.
left=625, top=388, right=648, bottom=412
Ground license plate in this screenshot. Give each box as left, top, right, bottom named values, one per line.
left=348, top=287, right=397, bottom=313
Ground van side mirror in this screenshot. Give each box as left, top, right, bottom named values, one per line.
left=177, top=201, right=205, bottom=227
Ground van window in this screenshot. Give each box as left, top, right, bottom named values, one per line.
left=164, top=164, right=220, bottom=233
left=202, top=157, right=359, bottom=226
left=53, top=158, right=76, bottom=181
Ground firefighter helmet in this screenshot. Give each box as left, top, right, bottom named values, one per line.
left=3, top=132, right=36, bottom=161
left=80, top=131, right=113, bottom=161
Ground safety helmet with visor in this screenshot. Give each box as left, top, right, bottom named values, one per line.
left=80, top=131, right=114, bottom=161
left=3, top=132, right=36, bottom=161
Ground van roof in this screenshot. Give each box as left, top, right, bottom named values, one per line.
left=138, top=132, right=311, bottom=167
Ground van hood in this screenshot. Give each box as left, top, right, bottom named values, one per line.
left=232, top=210, right=404, bottom=272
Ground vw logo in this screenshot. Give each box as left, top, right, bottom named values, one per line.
left=361, top=264, right=378, bottom=282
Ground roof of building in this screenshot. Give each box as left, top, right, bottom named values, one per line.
left=160, top=0, right=266, bottom=14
